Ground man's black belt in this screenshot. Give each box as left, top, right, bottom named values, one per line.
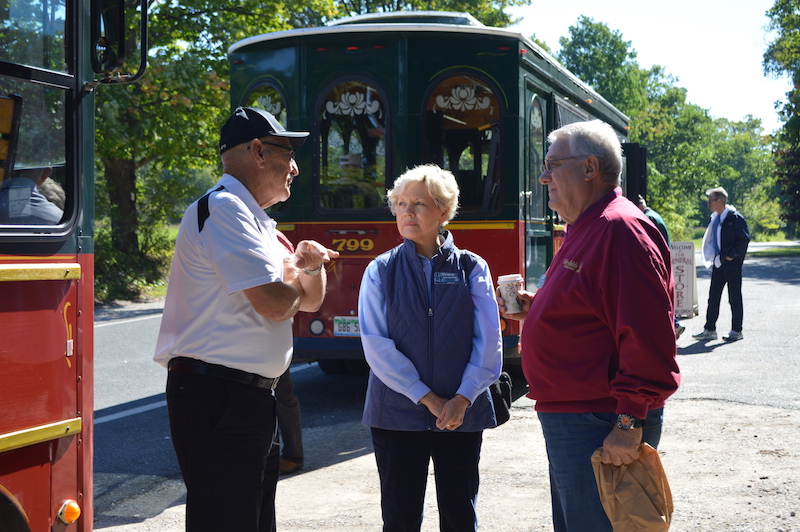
left=168, top=357, right=279, bottom=390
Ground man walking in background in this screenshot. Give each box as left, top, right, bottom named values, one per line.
left=693, top=186, right=750, bottom=342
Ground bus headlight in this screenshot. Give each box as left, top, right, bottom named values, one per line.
left=309, top=319, right=325, bottom=336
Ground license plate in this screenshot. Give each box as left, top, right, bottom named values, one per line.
left=333, top=316, right=361, bottom=337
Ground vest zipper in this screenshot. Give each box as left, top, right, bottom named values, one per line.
left=428, top=260, right=435, bottom=430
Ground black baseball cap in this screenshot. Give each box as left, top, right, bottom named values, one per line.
left=219, top=107, right=309, bottom=154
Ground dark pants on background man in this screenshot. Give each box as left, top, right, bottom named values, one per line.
left=704, top=261, right=744, bottom=333
left=167, top=369, right=280, bottom=532
left=371, top=428, right=483, bottom=532
left=276, top=367, right=304, bottom=464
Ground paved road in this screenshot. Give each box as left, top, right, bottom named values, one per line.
left=92, top=243, right=800, bottom=531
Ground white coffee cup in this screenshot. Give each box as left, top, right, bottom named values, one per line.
left=497, top=274, right=524, bottom=314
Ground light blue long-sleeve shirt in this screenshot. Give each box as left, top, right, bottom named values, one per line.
left=358, top=250, right=502, bottom=405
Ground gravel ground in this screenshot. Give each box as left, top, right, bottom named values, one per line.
left=94, top=247, right=800, bottom=531
left=94, top=396, right=800, bottom=531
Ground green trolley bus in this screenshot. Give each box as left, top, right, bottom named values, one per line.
left=228, top=11, right=644, bottom=372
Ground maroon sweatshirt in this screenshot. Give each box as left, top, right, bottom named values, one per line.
left=521, top=189, right=680, bottom=419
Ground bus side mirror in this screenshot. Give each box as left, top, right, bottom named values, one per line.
left=91, top=0, right=123, bottom=73
left=90, top=0, right=148, bottom=84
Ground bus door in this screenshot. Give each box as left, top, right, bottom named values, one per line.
left=622, top=142, right=648, bottom=202
left=523, top=93, right=548, bottom=290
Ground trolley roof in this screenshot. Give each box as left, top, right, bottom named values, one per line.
left=228, top=11, right=628, bottom=127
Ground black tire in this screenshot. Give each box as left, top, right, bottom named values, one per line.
left=317, top=359, right=349, bottom=375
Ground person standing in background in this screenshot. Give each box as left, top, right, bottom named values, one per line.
left=272, top=230, right=306, bottom=477
left=693, top=187, right=750, bottom=342
left=638, top=194, right=684, bottom=339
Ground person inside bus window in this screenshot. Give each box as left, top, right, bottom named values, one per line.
left=39, top=176, right=66, bottom=211
left=0, top=167, right=63, bottom=224
left=154, top=106, right=338, bottom=532
left=358, top=163, right=503, bottom=531
left=498, top=120, right=680, bottom=532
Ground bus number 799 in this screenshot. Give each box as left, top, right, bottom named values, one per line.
left=332, top=238, right=374, bottom=252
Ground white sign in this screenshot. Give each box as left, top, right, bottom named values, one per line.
left=671, top=242, right=698, bottom=318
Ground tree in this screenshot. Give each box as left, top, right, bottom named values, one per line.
left=557, top=17, right=780, bottom=241
left=764, top=0, right=800, bottom=236
left=95, top=0, right=522, bottom=298
left=555, top=16, right=650, bottom=117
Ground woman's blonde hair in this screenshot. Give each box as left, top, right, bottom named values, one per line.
left=387, top=164, right=460, bottom=226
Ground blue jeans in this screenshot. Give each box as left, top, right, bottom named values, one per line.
left=537, top=408, right=664, bottom=532
left=371, top=428, right=483, bottom=532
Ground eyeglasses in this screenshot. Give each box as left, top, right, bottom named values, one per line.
left=258, top=138, right=296, bottom=160
left=542, top=156, right=579, bottom=173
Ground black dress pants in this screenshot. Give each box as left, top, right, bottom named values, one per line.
left=167, top=370, right=279, bottom=532
left=371, top=427, right=483, bottom=532
left=704, top=261, right=744, bottom=333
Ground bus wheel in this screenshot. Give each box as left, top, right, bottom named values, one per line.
left=317, top=359, right=348, bottom=375
left=343, top=359, right=370, bottom=375
left=0, top=491, right=32, bottom=532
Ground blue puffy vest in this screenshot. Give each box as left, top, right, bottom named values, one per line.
left=361, top=232, right=496, bottom=432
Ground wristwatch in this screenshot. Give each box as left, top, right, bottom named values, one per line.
left=616, top=413, right=645, bottom=430
left=302, top=263, right=323, bottom=276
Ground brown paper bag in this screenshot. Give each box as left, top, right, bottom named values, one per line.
left=591, top=443, right=673, bottom=531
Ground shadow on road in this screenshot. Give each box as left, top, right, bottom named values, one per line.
left=742, top=256, right=800, bottom=284
left=95, top=302, right=164, bottom=322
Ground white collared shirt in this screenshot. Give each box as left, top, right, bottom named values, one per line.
left=153, top=173, right=292, bottom=378
left=701, top=207, right=731, bottom=269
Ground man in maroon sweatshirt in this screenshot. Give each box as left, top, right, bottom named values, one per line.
left=499, top=120, right=680, bottom=532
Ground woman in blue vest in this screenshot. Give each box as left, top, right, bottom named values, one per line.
left=358, top=164, right=503, bottom=531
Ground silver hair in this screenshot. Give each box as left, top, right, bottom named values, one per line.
left=705, top=186, right=728, bottom=203
left=548, top=120, right=623, bottom=186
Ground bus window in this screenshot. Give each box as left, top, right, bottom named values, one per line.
left=524, top=94, right=548, bottom=291
left=244, top=84, right=288, bottom=128
left=527, top=95, right=545, bottom=221
left=0, top=79, right=67, bottom=226
left=317, top=79, right=387, bottom=211
left=423, top=74, right=500, bottom=212
left=555, top=98, right=588, bottom=128
left=0, top=0, right=67, bottom=72
left=244, top=83, right=290, bottom=215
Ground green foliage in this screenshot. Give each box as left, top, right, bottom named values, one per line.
left=94, top=0, right=522, bottom=299
left=332, top=0, right=525, bottom=26
left=93, top=222, right=171, bottom=301
left=557, top=16, right=784, bottom=242
left=556, top=16, right=649, bottom=117
left=764, top=0, right=800, bottom=237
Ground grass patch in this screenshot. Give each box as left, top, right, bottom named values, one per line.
left=747, top=246, right=800, bottom=258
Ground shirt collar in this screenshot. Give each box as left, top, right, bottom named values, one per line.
left=565, top=187, right=621, bottom=236
left=218, top=173, right=275, bottom=229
